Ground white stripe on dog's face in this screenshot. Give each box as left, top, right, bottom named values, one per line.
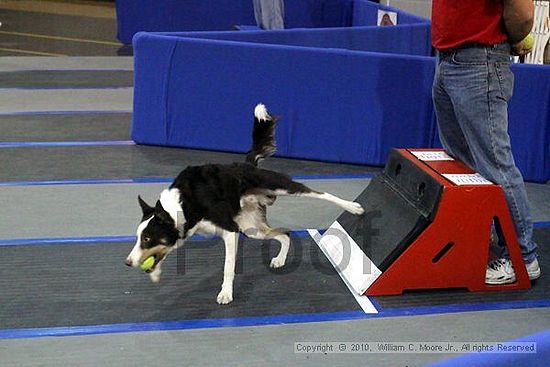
left=126, top=216, right=153, bottom=267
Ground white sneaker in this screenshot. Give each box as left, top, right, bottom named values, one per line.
left=527, top=258, right=542, bottom=280
left=485, top=258, right=541, bottom=285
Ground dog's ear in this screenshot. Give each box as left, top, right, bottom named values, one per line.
left=138, top=195, right=154, bottom=218
left=154, top=200, right=174, bottom=224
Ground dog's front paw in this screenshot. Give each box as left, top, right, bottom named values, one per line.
left=347, top=201, right=365, bottom=215
left=270, top=256, right=286, bottom=269
left=216, top=289, right=233, bottom=305
left=149, top=269, right=162, bottom=283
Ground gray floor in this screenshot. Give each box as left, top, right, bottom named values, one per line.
left=0, top=70, right=134, bottom=88
left=0, top=3, right=548, bottom=367
left=0, top=144, right=377, bottom=182
left=0, top=113, right=131, bottom=141
left=0, top=88, right=132, bottom=113
left=0, top=7, right=122, bottom=56
left=0, top=56, right=133, bottom=72
left=0, top=179, right=369, bottom=240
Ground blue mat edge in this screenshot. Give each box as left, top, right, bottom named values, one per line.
left=0, top=299, right=548, bottom=340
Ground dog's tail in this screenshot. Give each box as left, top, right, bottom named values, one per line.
left=246, top=103, right=277, bottom=166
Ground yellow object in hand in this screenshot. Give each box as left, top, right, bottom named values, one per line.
left=523, top=33, right=534, bottom=50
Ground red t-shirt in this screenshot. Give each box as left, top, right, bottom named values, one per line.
left=432, top=0, right=508, bottom=50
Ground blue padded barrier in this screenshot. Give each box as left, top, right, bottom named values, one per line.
left=502, top=64, right=549, bottom=183
left=129, top=0, right=548, bottom=183
left=116, top=0, right=356, bottom=45
left=132, top=29, right=549, bottom=182
left=132, top=32, right=437, bottom=166
left=159, top=23, right=432, bottom=56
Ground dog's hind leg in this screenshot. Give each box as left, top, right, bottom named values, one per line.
left=236, top=198, right=290, bottom=268
left=267, top=229, right=290, bottom=268
left=245, top=224, right=290, bottom=269
left=270, top=181, right=364, bottom=215
left=217, top=231, right=239, bottom=305
left=250, top=170, right=365, bottom=215
left=298, top=190, right=365, bottom=215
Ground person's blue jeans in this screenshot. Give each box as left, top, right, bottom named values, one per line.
left=253, top=0, right=284, bottom=30
left=432, top=42, right=538, bottom=263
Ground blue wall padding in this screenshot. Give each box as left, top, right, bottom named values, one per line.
left=132, top=30, right=549, bottom=182
left=507, top=64, right=550, bottom=182
left=158, top=23, right=432, bottom=56
left=129, top=0, right=549, bottom=182
left=132, top=32, right=436, bottom=166
left=116, top=0, right=356, bottom=44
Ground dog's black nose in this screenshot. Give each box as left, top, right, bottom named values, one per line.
left=125, top=259, right=133, bottom=267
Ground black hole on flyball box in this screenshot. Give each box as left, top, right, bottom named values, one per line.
left=418, top=182, right=426, bottom=197
left=395, top=164, right=402, bottom=176
left=432, top=242, right=454, bottom=263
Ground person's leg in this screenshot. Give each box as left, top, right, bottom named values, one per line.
left=442, top=44, right=538, bottom=266
left=254, top=0, right=284, bottom=30
left=434, top=54, right=507, bottom=257
left=432, top=55, right=475, bottom=168
left=253, top=0, right=263, bottom=28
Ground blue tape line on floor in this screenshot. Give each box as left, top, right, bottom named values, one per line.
left=0, top=69, right=133, bottom=73
left=0, top=220, right=547, bottom=247
left=0, top=110, right=132, bottom=116
left=0, top=177, right=173, bottom=187
left=0, top=230, right=314, bottom=247
left=0, top=140, right=135, bottom=148
left=374, top=299, right=550, bottom=318
left=0, top=236, right=136, bottom=246
left=0, top=173, right=375, bottom=187
left=0, top=311, right=368, bottom=339
left=0, top=299, right=548, bottom=340
left=0, top=87, right=131, bottom=91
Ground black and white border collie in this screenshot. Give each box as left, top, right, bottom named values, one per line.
left=125, top=104, right=365, bottom=304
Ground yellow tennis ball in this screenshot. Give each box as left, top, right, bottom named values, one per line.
left=523, top=33, right=534, bottom=50
left=140, top=256, right=155, bottom=271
